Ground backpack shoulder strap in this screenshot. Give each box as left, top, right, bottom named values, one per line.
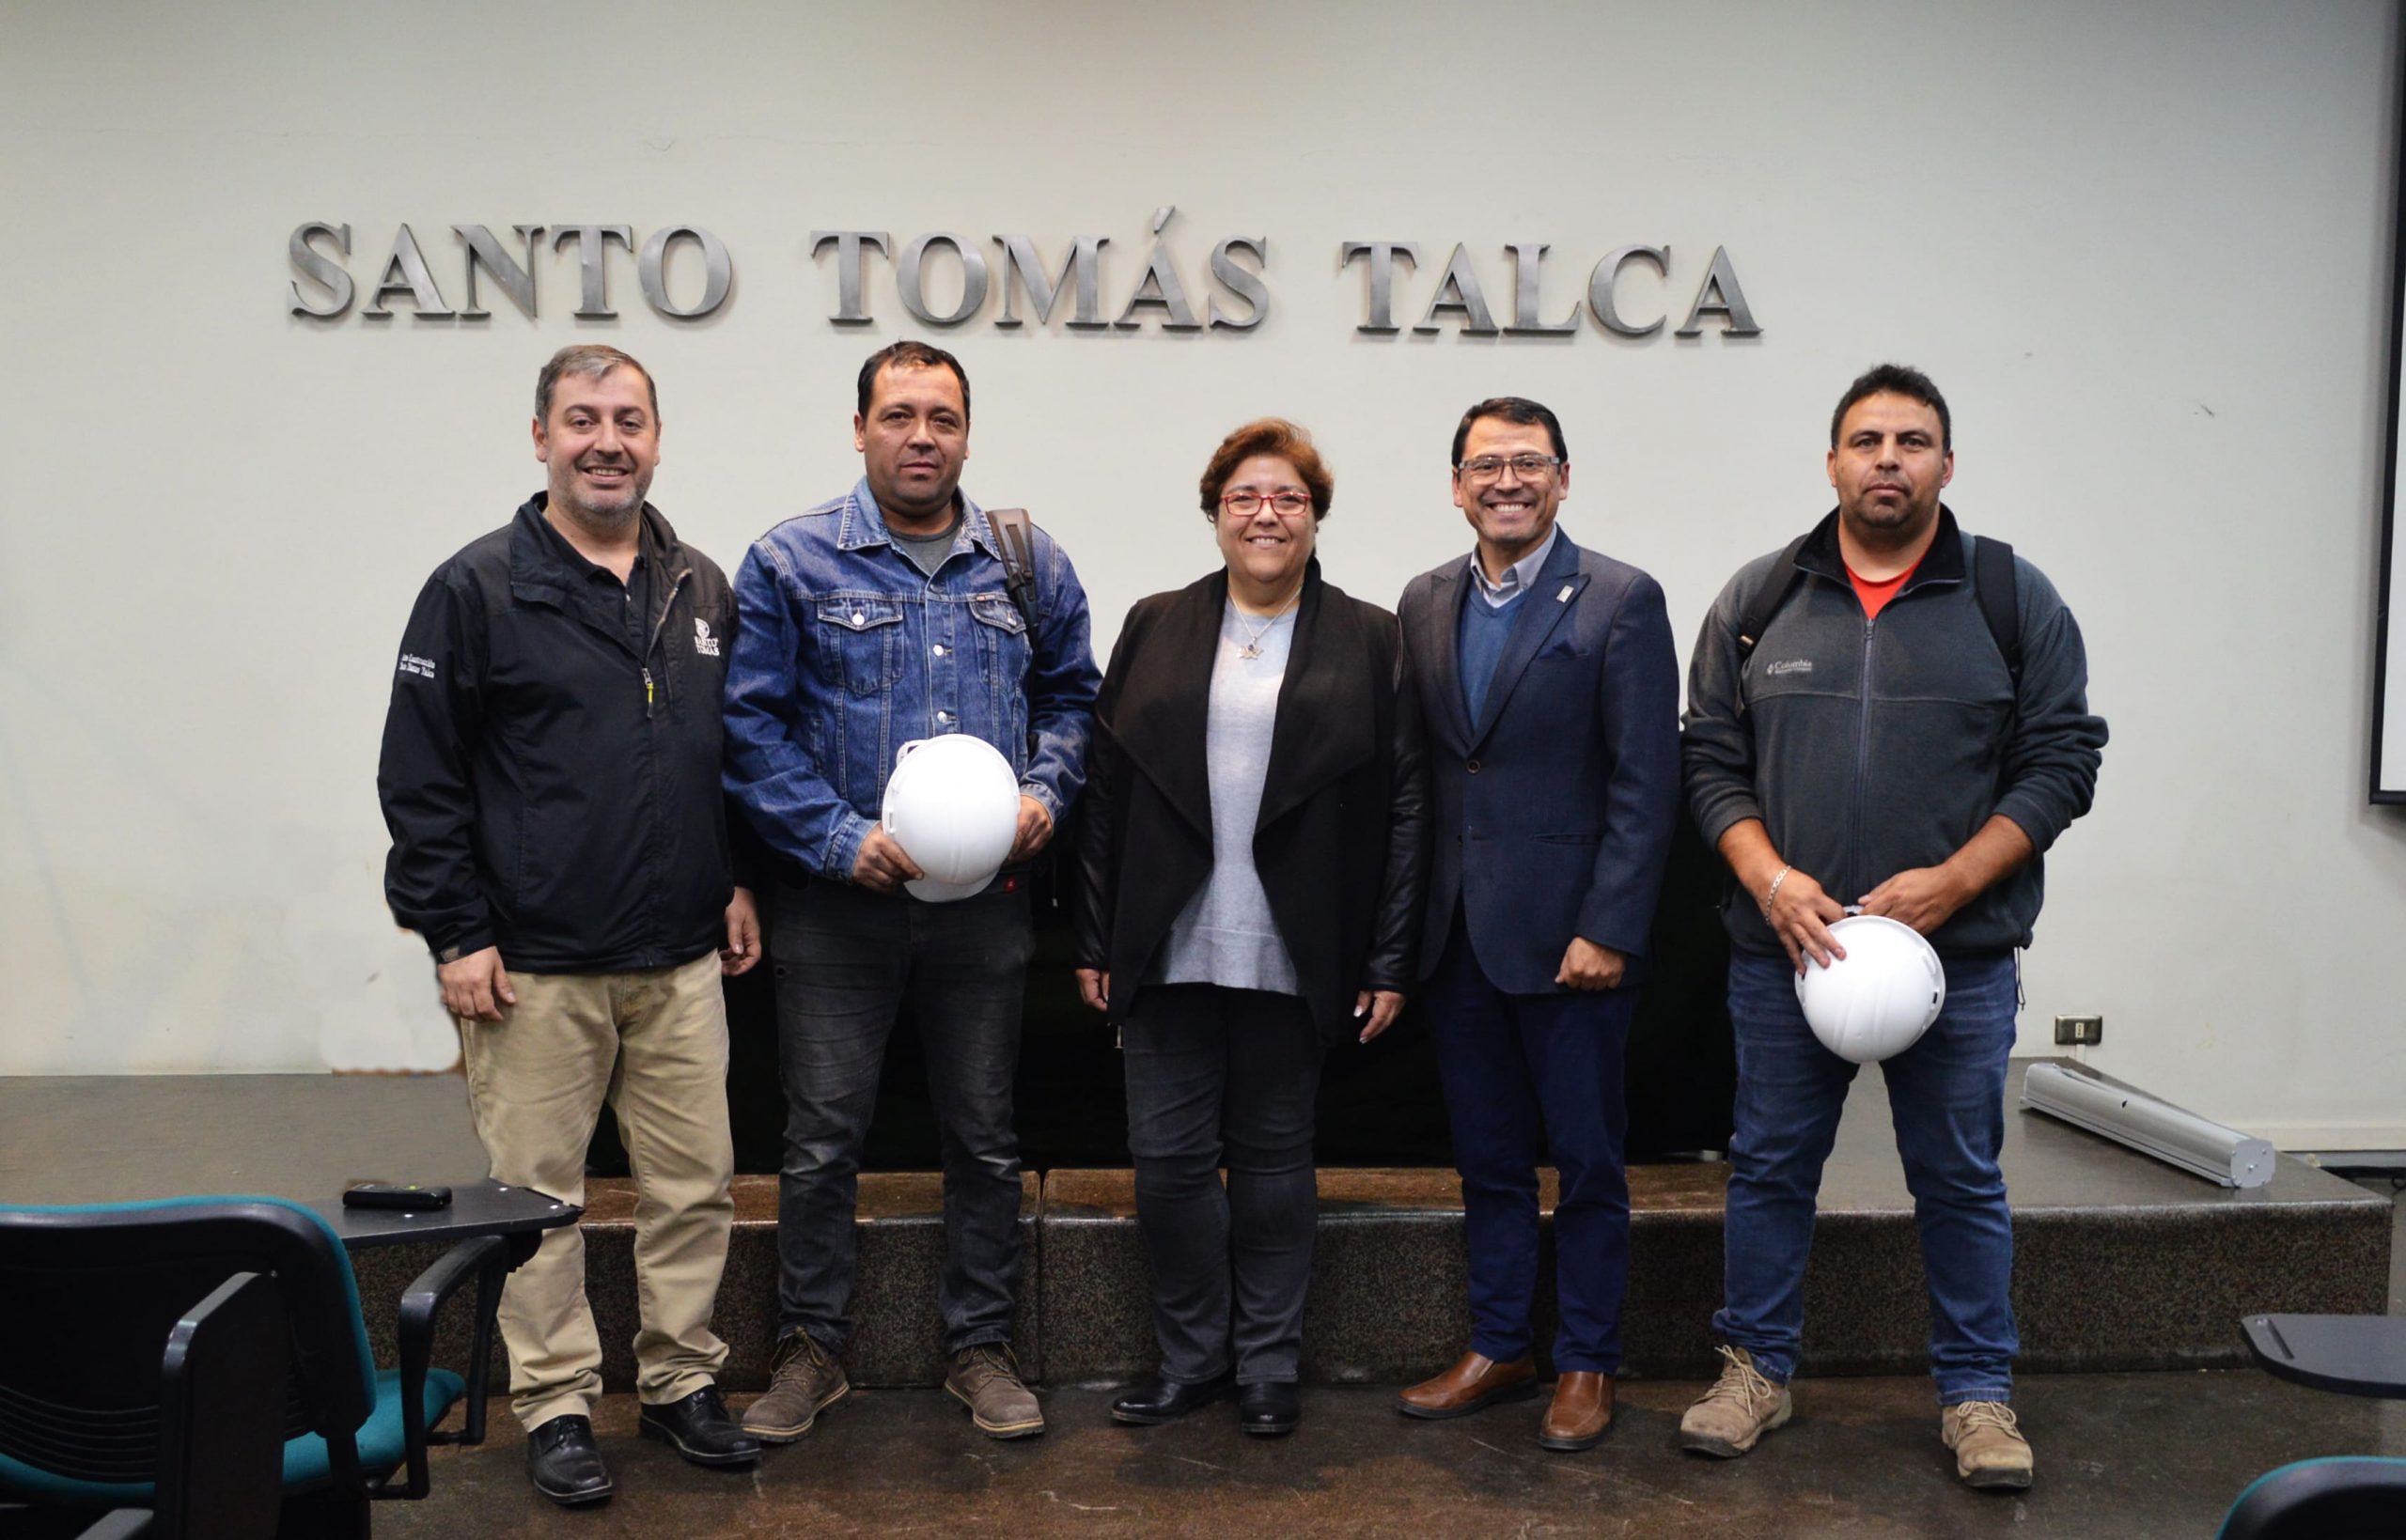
left=1970, top=534, right=2021, bottom=688
left=1735, top=533, right=1814, bottom=658
left=984, top=506, right=1041, bottom=632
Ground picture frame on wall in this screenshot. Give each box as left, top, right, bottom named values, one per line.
left=2372, top=24, right=2406, bottom=802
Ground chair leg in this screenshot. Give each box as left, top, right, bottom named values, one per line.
left=275, top=1490, right=370, bottom=1540
left=461, top=1253, right=508, bottom=1446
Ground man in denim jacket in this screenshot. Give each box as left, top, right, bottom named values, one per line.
left=725, top=341, right=1099, bottom=1444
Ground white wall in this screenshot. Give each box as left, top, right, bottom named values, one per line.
left=4, top=1, right=2401, bottom=1144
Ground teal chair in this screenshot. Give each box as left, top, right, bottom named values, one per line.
left=2222, top=1313, right=2406, bottom=1538
left=2218, top=1456, right=2406, bottom=1538
left=0, top=1196, right=506, bottom=1538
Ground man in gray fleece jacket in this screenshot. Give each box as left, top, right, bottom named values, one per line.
left=1678, top=364, right=2105, bottom=1492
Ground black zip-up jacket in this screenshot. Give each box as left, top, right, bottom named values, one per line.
left=378, top=495, right=742, bottom=972
left=1683, top=507, right=2107, bottom=957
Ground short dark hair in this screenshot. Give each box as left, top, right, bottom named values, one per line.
left=1199, top=418, right=1335, bottom=521
left=1450, top=397, right=1567, bottom=467
left=856, top=340, right=971, bottom=422
left=536, top=345, right=657, bottom=423
left=1831, top=364, right=1950, bottom=451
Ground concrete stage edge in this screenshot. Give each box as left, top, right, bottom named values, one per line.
left=0, top=1063, right=2386, bottom=1388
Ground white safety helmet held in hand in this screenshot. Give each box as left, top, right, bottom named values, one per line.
left=880, top=735, right=1022, bottom=903
left=1794, top=914, right=1945, bottom=1064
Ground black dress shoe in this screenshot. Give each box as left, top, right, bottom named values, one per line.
left=638, top=1384, right=762, bottom=1468
left=527, top=1413, right=614, bottom=1505
left=1238, top=1381, right=1301, bottom=1437
left=1111, top=1374, right=1237, bottom=1424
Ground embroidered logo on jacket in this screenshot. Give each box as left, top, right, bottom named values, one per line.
left=1764, top=659, right=1813, bottom=677
left=398, top=652, right=437, bottom=679
left=694, top=618, right=721, bottom=657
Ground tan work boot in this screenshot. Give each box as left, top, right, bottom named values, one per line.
left=1678, top=1345, right=1792, bottom=1457
left=946, top=1344, right=1045, bottom=1439
left=741, top=1330, right=850, bottom=1442
left=1942, top=1401, right=2034, bottom=1490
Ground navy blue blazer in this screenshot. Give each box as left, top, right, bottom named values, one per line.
left=1397, top=528, right=1681, bottom=995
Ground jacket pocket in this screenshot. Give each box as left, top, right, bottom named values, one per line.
left=969, top=595, right=1033, bottom=755
left=969, top=593, right=1029, bottom=652
left=816, top=596, right=904, bottom=697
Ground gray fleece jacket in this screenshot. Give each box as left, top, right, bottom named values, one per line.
left=1682, top=506, right=2106, bottom=958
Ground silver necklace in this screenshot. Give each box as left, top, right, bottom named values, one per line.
left=1233, top=590, right=1298, bottom=660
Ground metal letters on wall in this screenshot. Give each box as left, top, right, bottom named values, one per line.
left=287, top=208, right=1760, bottom=339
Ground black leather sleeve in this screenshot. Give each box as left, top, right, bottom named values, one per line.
left=1070, top=616, right=1138, bottom=975
left=1362, top=619, right=1430, bottom=994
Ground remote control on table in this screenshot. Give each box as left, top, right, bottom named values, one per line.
left=342, top=1183, right=454, bottom=1210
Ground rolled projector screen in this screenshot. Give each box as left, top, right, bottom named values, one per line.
left=2021, top=1064, right=2277, bottom=1189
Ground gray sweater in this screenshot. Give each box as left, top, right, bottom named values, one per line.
left=1681, top=513, right=2106, bottom=957
left=1158, top=602, right=1303, bottom=993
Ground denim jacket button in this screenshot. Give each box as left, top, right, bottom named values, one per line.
left=851, top=611, right=865, bottom=627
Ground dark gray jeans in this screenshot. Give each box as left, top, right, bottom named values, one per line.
left=1123, top=984, right=1324, bottom=1386
left=771, top=878, right=1033, bottom=1355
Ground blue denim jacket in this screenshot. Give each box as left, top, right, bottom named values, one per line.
left=725, top=477, right=1100, bottom=881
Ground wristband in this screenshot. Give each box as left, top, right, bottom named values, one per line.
left=1764, top=865, right=1790, bottom=911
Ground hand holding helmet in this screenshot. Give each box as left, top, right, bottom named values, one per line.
left=1794, top=913, right=1946, bottom=1064
left=879, top=735, right=1023, bottom=903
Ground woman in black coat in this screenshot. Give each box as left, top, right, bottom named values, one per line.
left=1073, top=418, right=1429, bottom=1436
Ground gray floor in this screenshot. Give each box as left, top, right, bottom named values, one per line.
left=379, top=1369, right=2406, bottom=1540
left=376, top=1188, right=2406, bottom=1540
left=7, top=1079, right=2397, bottom=1535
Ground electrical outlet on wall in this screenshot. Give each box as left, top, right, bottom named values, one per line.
left=2054, top=1014, right=2103, bottom=1047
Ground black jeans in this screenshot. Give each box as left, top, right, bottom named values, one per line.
left=771, top=879, right=1033, bottom=1355
left=1122, top=984, right=1324, bottom=1386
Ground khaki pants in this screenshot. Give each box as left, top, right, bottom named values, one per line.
left=457, top=950, right=734, bottom=1428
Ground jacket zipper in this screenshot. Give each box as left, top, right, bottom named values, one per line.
left=1850, top=614, right=1875, bottom=909
left=642, top=567, right=693, bottom=719
left=1842, top=571, right=1956, bottom=911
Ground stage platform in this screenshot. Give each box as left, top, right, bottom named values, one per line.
left=0, top=1064, right=2388, bottom=1389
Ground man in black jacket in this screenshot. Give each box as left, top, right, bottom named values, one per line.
left=378, top=346, right=762, bottom=1505
left=1679, top=364, right=2106, bottom=1490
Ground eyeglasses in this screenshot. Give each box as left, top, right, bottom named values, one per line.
left=1221, top=490, right=1314, bottom=517
left=1456, top=454, right=1562, bottom=483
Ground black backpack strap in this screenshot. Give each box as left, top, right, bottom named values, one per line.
left=984, top=506, right=1041, bottom=633
left=1970, top=534, right=2021, bottom=689
left=983, top=506, right=1044, bottom=763
left=1735, top=533, right=1813, bottom=660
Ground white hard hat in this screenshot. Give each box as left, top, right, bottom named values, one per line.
left=1794, top=914, right=1945, bottom=1063
left=881, top=735, right=1021, bottom=903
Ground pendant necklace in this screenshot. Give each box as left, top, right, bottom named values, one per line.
left=1234, top=589, right=1299, bottom=660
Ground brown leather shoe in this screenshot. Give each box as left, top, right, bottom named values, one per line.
left=1397, top=1351, right=1539, bottom=1420
left=1538, top=1372, right=1615, bottom=1451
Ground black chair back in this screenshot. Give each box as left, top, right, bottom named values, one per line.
left=0, top=1199, right=375, bottom=1519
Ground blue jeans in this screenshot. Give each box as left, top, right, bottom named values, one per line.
left=1425, top=923, right=1635, bottom=1375
left=1122, top=985, right=1324, bottom=1386
left=771, top=878, right=1033, bottom=1356
left=1715, top=949, right=2020, bottom=1405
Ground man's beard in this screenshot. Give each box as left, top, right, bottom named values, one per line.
left=1846, top=491, right=1931, bottom=532
left=562, top=483, right=645, bottom=534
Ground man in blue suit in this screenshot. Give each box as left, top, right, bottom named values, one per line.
left=1393, top=397, right=1681, bottom=1452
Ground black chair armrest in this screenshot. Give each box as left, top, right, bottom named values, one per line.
left=159, top=1270, right=289, bottom=1535
left=384, top=1235, right=511, bottom=1500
